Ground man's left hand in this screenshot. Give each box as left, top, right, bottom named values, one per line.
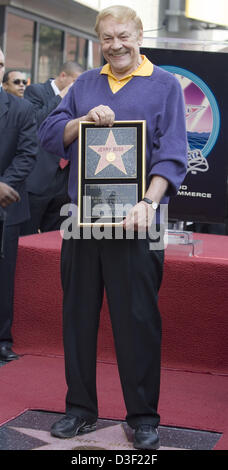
left=122, top=201, right=155, bottom=232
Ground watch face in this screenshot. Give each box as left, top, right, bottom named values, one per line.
left=152, top=201, right=158, bottom=210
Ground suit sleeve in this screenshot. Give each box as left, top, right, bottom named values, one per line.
left=24, top=84, right=62, bottom=127
left=38, top=84, right=77, bottom=160
left=0, top=102, right=37, bottom=190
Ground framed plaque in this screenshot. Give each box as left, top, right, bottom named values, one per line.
left=78, top=120, right=146, bottom=226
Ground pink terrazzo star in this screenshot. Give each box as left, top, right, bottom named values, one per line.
left=89, top=130, right=133, bottom=176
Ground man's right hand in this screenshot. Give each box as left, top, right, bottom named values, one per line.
left=85, top=105, right=115, bottom=127
left=0, top=182, right=20, bottom=208
left=63, top=105, right=115, bottom=147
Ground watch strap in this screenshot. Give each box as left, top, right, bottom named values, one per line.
left=142, top=197, right=159, bottom=210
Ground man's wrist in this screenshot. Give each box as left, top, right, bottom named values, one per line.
left=142, top=197, right=159, bottom=210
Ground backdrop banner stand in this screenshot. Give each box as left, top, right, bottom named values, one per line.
left=141, top=45, right=228, bottom=226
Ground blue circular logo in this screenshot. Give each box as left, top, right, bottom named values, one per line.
left=160, top=65, right=220, bottom=158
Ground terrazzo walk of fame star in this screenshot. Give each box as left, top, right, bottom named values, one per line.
left=89, top=130, right=133, bottom=176
left=85, top=127, right=137, bottom=179
left=0, top=411, right=222, bottom=451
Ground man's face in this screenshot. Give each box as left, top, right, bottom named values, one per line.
left=0, top=50, right=5, bottom=85
left=3, top=71, right=27, bottom=97
left=99, top=16, right=143, bottom=78
left=58, top=71, right=81, bottom=90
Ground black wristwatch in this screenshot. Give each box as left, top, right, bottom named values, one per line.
left=142, top=197, right=159, bottom=210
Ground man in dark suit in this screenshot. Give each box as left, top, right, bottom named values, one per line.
left=0, top=48, right=37, bottom=361
left=21, top=62, right=83, bottom=235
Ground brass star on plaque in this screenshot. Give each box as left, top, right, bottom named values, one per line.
left=89, top=130, right=134, bottom=176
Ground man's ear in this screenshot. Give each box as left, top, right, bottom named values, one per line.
left=138, top=29, right=143, bottom=46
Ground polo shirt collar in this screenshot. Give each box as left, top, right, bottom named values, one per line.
left=100, top=55, right=153, bottom=80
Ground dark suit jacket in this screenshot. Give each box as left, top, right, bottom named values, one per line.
left=24, top=79, right=63, bottom=194
left=0, top=90, right=37, bottom=225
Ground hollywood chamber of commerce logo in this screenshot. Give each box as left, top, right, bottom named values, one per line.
left=161, top=65, right=220, bottom=175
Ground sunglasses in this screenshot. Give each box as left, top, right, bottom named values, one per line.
left=12, top=79, right=28, bottom=86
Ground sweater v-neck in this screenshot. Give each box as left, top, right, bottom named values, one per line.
left=103, top=73, right=139, bottom=98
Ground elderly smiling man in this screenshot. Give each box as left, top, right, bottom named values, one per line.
left=38, top=5, right=187, bottom=449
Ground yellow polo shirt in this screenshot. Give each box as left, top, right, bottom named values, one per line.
left=100, top=55, right=153, bottom=93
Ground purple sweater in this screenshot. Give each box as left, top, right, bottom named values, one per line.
left=38, top=64, right=187, bottom=206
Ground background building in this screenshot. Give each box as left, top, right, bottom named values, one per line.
left=0, top=0, right=101, bottom=83
left=77, top=0, right=228, bottom=52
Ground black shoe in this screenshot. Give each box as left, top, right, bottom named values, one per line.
left=50, top=415, right=97, bottom=439
left=133, top=425, right=160, bottom=450
left=0, top=345, right=19, bottom=362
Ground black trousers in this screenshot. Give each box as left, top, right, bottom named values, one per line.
left=0, top=224, right=20, bottom=345
left=61, top=236, right=164, bottom=428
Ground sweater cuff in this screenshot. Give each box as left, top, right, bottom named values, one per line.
left=148, top=161, right=186, bottom=197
